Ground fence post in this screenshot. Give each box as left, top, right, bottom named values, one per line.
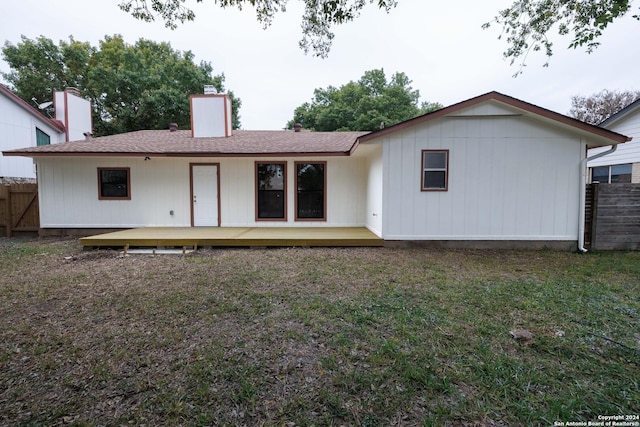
left=590, top=183, right=599, bottom=250
left=4, top=185, right=12, bottom=238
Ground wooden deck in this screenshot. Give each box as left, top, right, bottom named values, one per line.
left=80, top=227, right=383, bottom=249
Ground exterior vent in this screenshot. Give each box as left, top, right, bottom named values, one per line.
left=169, top=123, right=178, bottom=132
left=294, top=123, right=302, bottom=132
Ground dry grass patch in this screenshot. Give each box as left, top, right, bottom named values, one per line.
left=0, top=238, right=638, bottom=426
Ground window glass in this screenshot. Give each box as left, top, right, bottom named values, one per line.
left=591, top=166, right=609, bottom=183
left=592, top=164, right=632, bottom=183
left=424, top=171, right=446, bottom=189
left=257, top=162, right=286, bottom=219
left=99, top=168, right=130, bottom=199
left=422, top=150, right=448, bottom=191
left=424, top=151, right=447, bottom=169
left=610, top=164, right=632, bottom=183
left=296, top=162, right=325, bottom=220
left=36, top=128, right=50, bottom=146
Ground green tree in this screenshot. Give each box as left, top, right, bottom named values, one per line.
left=118, top=0, right=398, bottom=58
left=569, top=89, right=640, bottom=124
left=483, top=0, right=639, bottom=74
left=2, top=35, right=241, bottom=136
left=2, top=36, right=94, bottom=113
left=286, top=69, right=441, bottom=131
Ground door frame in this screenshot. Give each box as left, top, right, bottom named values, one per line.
left=189, top=162, right=221, bottom=227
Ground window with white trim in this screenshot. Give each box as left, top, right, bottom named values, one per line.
left=591, top=164, right=632, bottom=183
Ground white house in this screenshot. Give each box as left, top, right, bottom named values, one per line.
left=0, top=85, right=91, bottom=182
left=3, top=91, right=630, bottom=249
left=587, top=98, right=640, bottom=183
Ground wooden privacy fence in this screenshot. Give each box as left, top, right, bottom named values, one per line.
left=587, top=183, right=640, bottom=250
left=0, top=183, right=39, bottom=237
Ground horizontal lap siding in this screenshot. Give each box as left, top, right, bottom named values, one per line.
left=592, top=183, right=640, bottom=250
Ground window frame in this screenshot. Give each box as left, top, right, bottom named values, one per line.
left=421, top=149, right=449, bottom=192
left=255, top=161, right=288, bottom=221
left=97, top=167, right=131, bottom=200
left=36, top=127, right=50, bottom=146
left=294, top=161, right=327, bottom=222
left=591, top=163, right=632, bottom=184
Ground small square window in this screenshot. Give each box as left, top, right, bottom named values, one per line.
left=421, top=150, right=448, bottom=191
left=98, top=168, right=130, bottom=200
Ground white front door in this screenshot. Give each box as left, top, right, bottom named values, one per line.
left=191, top=164, right=219, bottom=226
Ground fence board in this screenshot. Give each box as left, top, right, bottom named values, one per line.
left=590, top=183, right=640, bottom=250
left=0, top=183, right=39, bottom=237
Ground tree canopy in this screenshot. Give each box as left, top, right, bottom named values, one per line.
left=119, top=0, right=398, bottom=57
left=120, top=1, right=638, bottom=69
left=483, top=0, right=639, bottom=74
left=286, top=69, right=442, bottom=132
left=569, top=89, right=640, bottom=125
left=2, top=35, right=241, bottom=136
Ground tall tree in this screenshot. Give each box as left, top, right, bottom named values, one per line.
left=483, top=0, right=639, bottom=74
left=2, top=35, right=241, bottom=136
left=286, top=69, right=442, bottom=131
left=569, top=89, right=640, bottom=124
left=119, top=0, right=398, bottom=58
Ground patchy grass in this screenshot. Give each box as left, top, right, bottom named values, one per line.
left=0, top=238, right=638, bottom=426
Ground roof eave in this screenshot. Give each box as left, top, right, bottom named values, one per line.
left=2, top=150, right=353, bottom=158
left=358, top=91, right=631, bottom=146
left=0, top=85, right=66, bottom=133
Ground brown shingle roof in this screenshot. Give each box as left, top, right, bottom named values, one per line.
left=3, top=129, right=370, bottom=157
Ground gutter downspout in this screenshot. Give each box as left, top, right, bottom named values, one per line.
left=578, top=144, right=618, bottom=252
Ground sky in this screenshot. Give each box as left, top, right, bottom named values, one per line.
left=1, top=0, right=638, bottom=130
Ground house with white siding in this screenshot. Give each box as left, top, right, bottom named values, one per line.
left=587, top=98, right=640, bottom=183
left=3, top=91, right=630, bottom=249
left=0, top=85, right=92, bottom=182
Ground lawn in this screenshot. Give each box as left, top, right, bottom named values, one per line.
left=0, top=238, right=638, bottom=426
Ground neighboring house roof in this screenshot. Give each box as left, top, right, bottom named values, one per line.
left=3, top=129, right=369, bottom=157
left=0, top=84, right=65, bottom=133
left=359, top=91, right=630, bottom=148
left=599, top=98, right=640, bottom=127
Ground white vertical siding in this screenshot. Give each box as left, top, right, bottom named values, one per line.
left=364, top=145, right=383, bottom=236
left=39, top=157, right=192, bottom=227
left=37, top=155, right=369, bottom=228
left=381, top=115, right=584, bottom=241
left=1, top=94, right=65, bottom=179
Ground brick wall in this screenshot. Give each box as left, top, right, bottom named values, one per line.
left=633, top=162, right=640, bottom=183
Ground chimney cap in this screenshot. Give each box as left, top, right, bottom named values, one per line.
left=294, top=123, right=303, bottom=132
left=204, top=85, right=218, bottom=95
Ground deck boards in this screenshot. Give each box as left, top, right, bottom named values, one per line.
left=80, top=227, right=383, bottom=248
